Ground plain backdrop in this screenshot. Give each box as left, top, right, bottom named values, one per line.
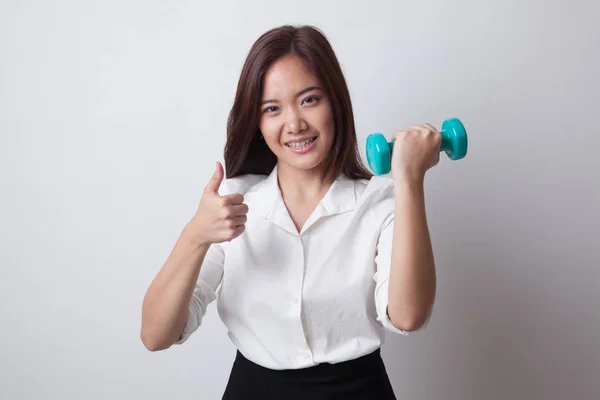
left=1, top=0, right=599, bottom=399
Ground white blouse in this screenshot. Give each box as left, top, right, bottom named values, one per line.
left=176, top=164, right=412, bottom=370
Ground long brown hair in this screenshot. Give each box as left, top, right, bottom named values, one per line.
left=224, top=25, right=372, bottom=181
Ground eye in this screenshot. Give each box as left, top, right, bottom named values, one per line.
left=302, top=95, right=320, bottom=105
left=263, top=106, right=279, bottom=114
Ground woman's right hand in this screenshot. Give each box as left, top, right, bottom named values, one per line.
left=185, top=162, right=248, bottom=246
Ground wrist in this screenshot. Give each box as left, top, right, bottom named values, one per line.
left=393, top=173, right=424, bottom=191
left=181, top=222, right=212, bottom=250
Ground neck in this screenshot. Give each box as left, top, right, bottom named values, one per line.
left=276, top=163, right=335, bottom=201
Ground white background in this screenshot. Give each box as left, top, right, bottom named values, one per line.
left=2, top=0, right=599, bottom=399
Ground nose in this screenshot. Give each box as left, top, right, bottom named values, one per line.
left=284, top=108, right=307, bottom=135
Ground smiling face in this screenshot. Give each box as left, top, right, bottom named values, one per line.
left=259, top=55, right=335, bottom=176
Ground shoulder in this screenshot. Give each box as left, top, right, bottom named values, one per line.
left=352, top=175, right=396, bottom=228
left=354, top=175, right=396, bottom=203
left=218, top=174, right=269, bottom=196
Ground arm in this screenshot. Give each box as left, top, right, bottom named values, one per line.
left=385, top=122, right=441, bottom=331
left=140, top=226, right=212, bottom=351
left=386, top=179, right=436, bottom=331
left=140, top=162, right=245, bottom=351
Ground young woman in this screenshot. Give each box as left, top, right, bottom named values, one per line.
left=141, top=24, right=440, bottom=399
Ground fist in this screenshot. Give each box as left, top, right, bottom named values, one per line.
left=187, top=162, right=249, bottom=246
left=390, top=123, right=441, bottom=183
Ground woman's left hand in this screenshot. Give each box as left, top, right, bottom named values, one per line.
left=390, top=123, right=442, bottom=184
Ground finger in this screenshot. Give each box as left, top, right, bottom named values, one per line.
left=410, top=123, right=440, bottom=135
left=422, top=123, right=439, bottom=133
left=222, top=193, right=245, bottom=205
left=231, top=203, right=249, bottom=216
left=235, top=224, right=246, bottom=237
left=390, top=129, right=408, bottom=141
left=409, top=124, right=430, bottom=133
left=205, top=162, right=224, bottom=195
left=229, top=225, right=246, bottom=241
left=232, top=215, right=247, bottom=226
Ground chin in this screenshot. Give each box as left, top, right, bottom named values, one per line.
left=284, top=158, right=324, bottom=171
left=278, top=153, right=327, bottom=173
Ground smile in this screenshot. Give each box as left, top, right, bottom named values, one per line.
left=286, top=136, right=317, bottom=149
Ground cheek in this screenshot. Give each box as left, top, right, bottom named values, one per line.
left=317, top=106, right=335, bottom=140
left=259, top=119, right=282, bottom=148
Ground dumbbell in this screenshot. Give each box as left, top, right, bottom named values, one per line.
left=366, top=117, right=468, bottom=175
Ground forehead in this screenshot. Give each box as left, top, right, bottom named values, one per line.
left=262, top=56, right=320, bottom=95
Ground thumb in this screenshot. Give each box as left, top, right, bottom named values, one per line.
left=205, top=162, right=224, bottom=195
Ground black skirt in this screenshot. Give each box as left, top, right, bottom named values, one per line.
left=222, top=348, right=397, bottom=399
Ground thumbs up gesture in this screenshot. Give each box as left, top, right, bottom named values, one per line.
left=187, top=162, right=249, bottom=246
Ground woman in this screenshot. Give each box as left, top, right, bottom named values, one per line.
left=141, top=24, right=440, bottom=399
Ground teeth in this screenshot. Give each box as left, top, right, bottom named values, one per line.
left=287, top=137, right=315, bottom=148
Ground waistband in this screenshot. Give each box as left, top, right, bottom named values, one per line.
left=232, top=348, right=385, bottom=384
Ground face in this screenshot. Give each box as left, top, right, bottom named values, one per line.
left=259, top=56, right=335, bottom=175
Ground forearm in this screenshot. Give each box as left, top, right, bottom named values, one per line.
left=387, top=179, right=436, bottom=330
left=141, top=225, right=210, bottom=351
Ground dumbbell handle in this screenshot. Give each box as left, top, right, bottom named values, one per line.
left=366, top=118, right=468, bottom=175
left=387, top=129, right=455, bottom=154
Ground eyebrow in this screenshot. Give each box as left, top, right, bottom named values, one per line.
left=261, top=86, right=322, bottom=105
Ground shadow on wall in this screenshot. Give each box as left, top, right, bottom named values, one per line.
left=381, top=198, right=600, bottom=400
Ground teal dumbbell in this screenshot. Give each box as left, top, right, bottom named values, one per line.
left=366, top=117, right=468, bottom=175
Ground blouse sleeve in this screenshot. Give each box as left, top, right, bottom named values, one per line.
left=373, top=211, right=411, bottom=336
left=175, top=242, right=225, bottom=344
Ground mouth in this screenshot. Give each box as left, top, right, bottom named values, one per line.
left=285, top=136, right=318, bottom=149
